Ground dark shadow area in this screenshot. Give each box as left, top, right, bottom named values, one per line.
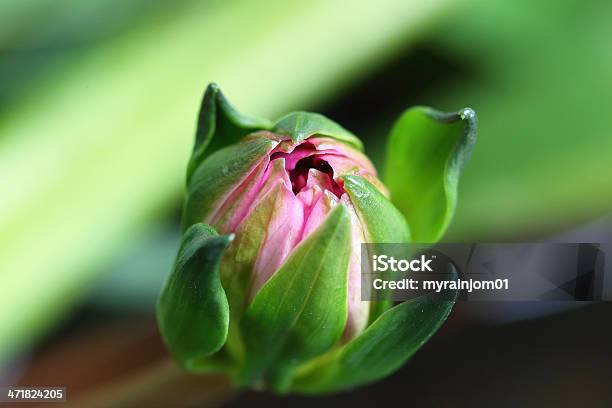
left=228, top=302, right=612, bottom=407
left=316, top=44, right=474, bottom=145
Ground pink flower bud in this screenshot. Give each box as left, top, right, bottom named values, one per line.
left=202, top=132, right=386, bottom=339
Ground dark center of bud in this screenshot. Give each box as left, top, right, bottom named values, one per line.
left=270, top=142, right=345, bottom=198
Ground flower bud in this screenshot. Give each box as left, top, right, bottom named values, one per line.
left=158, top=84, right=476, bottom=394
left=193, top=132, right=396, bottom=340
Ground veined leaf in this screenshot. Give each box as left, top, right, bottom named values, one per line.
left=182, top=136, right=276, bottom=230
left=239, top=204, right=352, bottom=392
left=293, top=292, right=456, bottom=393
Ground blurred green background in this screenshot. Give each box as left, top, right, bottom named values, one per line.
left=1, top=0, right=611, bottom=404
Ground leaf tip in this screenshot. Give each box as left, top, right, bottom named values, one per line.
left=459, top=107, right=476, bottom=120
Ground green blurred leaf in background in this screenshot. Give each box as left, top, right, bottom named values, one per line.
left=1, top=0, right=611, bottom=373
left=432, top=0, right=612, bottom=239
left=0, top=0, right=457, bottom=368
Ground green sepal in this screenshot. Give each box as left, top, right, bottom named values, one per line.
left=182, top=136, right=276, bottom=230
left=384, top=107, right=477, bottom=242
left=292, top=291, right=457, bottom=394
left=342, top=174, right=410, bottom=244
left=272, top=111, right=363, bottom=151
left=341, top=174, right=411, bottom=322
left=157, top=223, right=232, bottom=372
left=238, top=204, right=352, bottom=392
left=187, top=83, right=272, bottom=184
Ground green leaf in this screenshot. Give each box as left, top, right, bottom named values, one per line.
left=272, top=111, right=363, bottom=151
left=157, top=223, right=232, bottom=371
left=342, top=174, right=410, bottom=243
left=432, top=0, right=612, bottom=240
left=293, top=292, right=456, bottom=393
left=342, top=174, right=411, bottom=322
left=239, top=204, right=352, bottom=392
left=182, top=136, right=276, bottom=230
left=384, top=107, right=476, bottom=242
left=186, top=83, right=272, bottom=184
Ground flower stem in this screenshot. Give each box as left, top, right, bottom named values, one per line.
left=67, top=358, right=234, bottom=408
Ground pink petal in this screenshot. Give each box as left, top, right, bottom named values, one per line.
left=207, top=156, right=270, bottom=233
left=297, top=178, right=339, bottom=241
left=340, top=194, right=370, bottom=341
left=247, top=181, right=305, bottom=299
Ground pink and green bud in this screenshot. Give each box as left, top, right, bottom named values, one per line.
left=157, top=84, right=476, bottom=393
left=193, top=132, right=395, bottom=341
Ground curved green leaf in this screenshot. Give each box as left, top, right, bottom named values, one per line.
left=182, top=136, right=276, bottom=230
left=157, top=223, right=232, bottom=371
left=272, top=111, right=363, bottom=151
left=293, top=292, right=456, bottom=394
left=342, top=174, right=411, bottom=322
left=384, top=107, right=476, bottom=242
left=239, top=204, right=352, bottom=392
left=187, top=83, right=272, bottom=183
left=342, top=174, right=410, bottom=244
